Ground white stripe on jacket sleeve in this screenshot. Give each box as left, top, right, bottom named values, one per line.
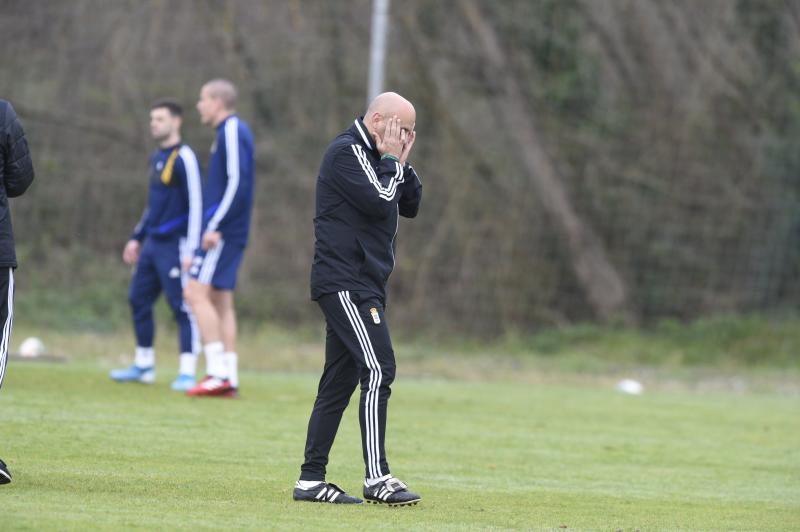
left=350, top=144, right=404, bottom=201
left=179, top=146, right=203, bottom=255
left=206, top=117, right=240, bottom=232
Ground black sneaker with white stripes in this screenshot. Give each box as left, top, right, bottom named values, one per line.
left=363, top=477, right=421, bottom=506
left=293, top=482, right=363, bottom=504
left=0, top=459, right=11, bottom=485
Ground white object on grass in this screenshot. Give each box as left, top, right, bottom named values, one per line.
left=19, top=337, right=45, bottom=358
left=616, top=378, right=644, bottom=395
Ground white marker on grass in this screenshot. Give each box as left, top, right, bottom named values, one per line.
left=616, top=378, right=644, bottom=395
left=19, top=337, right=45, bottom=358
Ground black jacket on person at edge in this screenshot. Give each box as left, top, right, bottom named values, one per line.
left=311, top=117, right=422, bottom=303
left=0, top=100, right=35, bottom=268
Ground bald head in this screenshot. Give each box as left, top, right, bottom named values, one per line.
left=197, top=79, right=237, bottom=127
left=364, top=92, right=416, bottom=142
left=366, top=92, right=414, bottom=119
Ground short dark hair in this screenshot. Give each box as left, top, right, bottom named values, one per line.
left=151, top=98, right=183, bottom=117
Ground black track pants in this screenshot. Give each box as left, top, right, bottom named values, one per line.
left=300, top=290, right=396, bottom=481
left=0, top=268, right=15, bottom=390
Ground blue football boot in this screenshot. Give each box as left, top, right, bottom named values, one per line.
left=170, top=374, right=196, bottom=392
left=109, top=365, right=155, bottom=384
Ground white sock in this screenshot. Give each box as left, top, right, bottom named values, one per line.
left=224, top=352, right=238, bottom=388
left=296, top=480, right=323, bottom=489
left=365, top=474, right=392, bottom=487
left=204, top=342, right=226, bottom=379
left=134, top=346, right=155, bottom=368
left=179, top=353, right=197, bottom=377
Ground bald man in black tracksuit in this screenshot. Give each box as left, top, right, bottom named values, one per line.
left=294, top=93, right=423, bottom=506
left=0, top=100, right=36, bottom=485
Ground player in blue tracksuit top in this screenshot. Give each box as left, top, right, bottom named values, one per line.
left=294, top=93, right=423, bottom=506
left=184, top=79, right=254, bottom=398
left=110, top=100, right=202, bottom=392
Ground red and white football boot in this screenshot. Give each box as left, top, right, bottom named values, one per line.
left=185, top=375, right=234, bottom=397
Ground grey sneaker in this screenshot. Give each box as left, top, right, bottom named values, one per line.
left=293, top=482, right=363, bottom=504
left=363, top=477, right=421, bottom=506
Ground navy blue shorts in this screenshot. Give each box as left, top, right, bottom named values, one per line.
left=188, top=240, right=245, bottom=290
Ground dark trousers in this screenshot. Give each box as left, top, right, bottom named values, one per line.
left=300, top=290, right=396, bottom=481
left=0, top=268, right=15, bottom=390
left=129, top=237, right=197, bottom=355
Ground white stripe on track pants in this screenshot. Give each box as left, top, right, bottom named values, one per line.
left=0, top=268, right=16, bottom=390
left=300, top=290, right=396, bottom=481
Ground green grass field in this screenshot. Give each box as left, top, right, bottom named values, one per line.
left=1, top=346, right=798, bottom=530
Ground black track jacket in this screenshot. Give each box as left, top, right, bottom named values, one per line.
left=311, top=117, right=422, bottom=303
left=0, top=101, right=34, bottom=268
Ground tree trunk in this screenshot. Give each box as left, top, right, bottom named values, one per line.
left=460, top=0, right=633, bottom=323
